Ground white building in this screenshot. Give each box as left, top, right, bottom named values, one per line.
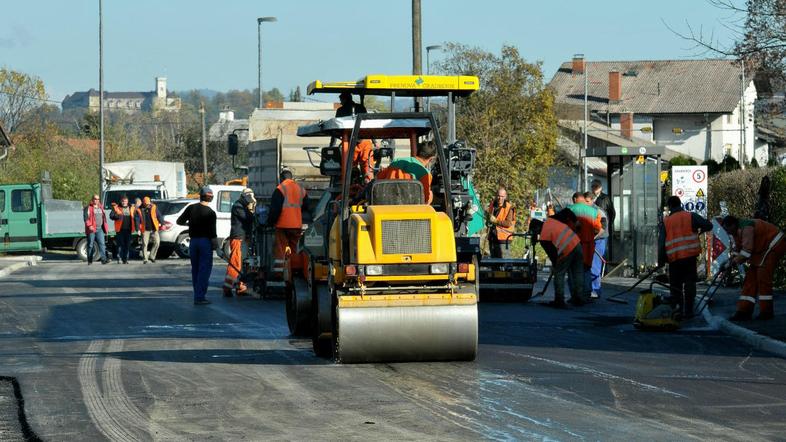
left=549, top=58, right=764, bottom=165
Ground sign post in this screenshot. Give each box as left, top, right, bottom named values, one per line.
left=671, top=165, right=708, bottom=217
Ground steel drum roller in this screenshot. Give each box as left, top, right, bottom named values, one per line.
left=336, top=304, right=478, bottom=363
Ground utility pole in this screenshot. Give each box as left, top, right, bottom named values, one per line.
left=583, top=63, right=589, bottom=190
left=200, top=102, right=207, bottom=185
left=412, top=0, right=422, bottom=110
left=98, top=0, right=105, bottom=196
left=739, top=59, right=746, bottom=168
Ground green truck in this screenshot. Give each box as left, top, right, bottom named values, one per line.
left=0, top=181, right=112, bottom=260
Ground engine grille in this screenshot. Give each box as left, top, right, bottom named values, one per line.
left=382, top=219, right=432, bottom=255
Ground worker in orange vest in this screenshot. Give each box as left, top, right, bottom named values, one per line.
left=376, top=140, right=436, bottom=203
left=530, top=209, right=583, bottom=308
left=109, top=195, right=140, bottom=264
left=486, top=187, right=516, bottom=258
left=138, top=196, right=164, bottom=263
left=722, top=215, right=786, bottom=321
left=268, top=170, right=308, bottom=283
left=658, top=196, right=713, bottom=318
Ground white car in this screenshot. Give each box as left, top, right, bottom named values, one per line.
left=157, top=199, right=197, bottom=258
left=156, top=185, right=245, bottom=258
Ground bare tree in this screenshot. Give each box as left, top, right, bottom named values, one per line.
left=667, top=0, right=786, bottom=90
left=0, top=68, right=47, bottom=133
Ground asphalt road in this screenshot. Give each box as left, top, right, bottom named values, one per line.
left=1, top=258, right=786, bottom=441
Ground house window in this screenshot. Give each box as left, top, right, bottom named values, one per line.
left=726, top=114, right=733, bottom=124
left=724, top=144, right=733, bottom=157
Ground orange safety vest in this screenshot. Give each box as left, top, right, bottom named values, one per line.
left=112, top=205, right=137, bottom=232
left=276, top=179, right=306, bottom=229
left=139, top=205, right=160, bottom=233
left=540, top=218, right=580, bottom=260
left=664, top=211, right=701, bottom=262
left=487, top=201, right=515, bottom=242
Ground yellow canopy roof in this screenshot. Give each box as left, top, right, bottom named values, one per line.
left=307, top=74, right=479, bottom=98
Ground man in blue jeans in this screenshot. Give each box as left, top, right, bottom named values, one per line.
left=586, top=191, right=608, bottom=298
left=177, top=187, right=217, bottom=305
left=83, top=194, right=109, bottom=265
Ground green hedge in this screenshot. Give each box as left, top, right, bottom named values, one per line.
left=708, top=166, right=786, bottom=287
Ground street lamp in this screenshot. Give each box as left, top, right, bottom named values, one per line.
left=426, top=44, right=442, bottom=75
left=257, top=16, right=277, bottom=109
left=425, top=44, right=442, bottom=111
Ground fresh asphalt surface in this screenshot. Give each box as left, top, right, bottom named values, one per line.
left=1, top=258, right=786, bottom=441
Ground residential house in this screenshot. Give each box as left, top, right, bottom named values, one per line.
left=549, top=58, right=762, bottom=165
left=62, top=77, right=181, bottom=114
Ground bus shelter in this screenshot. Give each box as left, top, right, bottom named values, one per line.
left=586, top=145, right=666, bottom=276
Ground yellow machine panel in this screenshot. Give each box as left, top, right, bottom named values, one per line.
left=307, top=74, right=480, bottom=97
left=350, top=205, right=456, bottom=265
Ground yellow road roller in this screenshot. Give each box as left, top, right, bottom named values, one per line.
left=294, top=106, right=479, bottom=363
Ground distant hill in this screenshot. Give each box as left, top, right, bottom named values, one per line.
left=175, top=89, right=219, bottom=99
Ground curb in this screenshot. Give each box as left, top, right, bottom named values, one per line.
left=702, top=304, right=786, bottom=359
left=0, top=257, right=40, bottom=279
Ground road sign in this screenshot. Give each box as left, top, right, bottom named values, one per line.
left=672, top=165, right=708, bottom=217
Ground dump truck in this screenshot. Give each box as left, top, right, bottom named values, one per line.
left=103, top=160, right=187, bottom=209
left=0, top=179, right=115, bottom=260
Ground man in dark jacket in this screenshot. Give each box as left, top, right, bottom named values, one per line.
left=591, top=179, right=615, bottom=231
left=224, top=188, right=256, bottom=296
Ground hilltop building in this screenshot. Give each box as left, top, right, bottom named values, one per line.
left=62, top=77, right=181, bottom=114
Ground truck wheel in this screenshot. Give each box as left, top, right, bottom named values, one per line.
left=312, top=281, right=334, bottom=359
left=175, top=233, right=190, bottom=258
left=75, top=238, right=99, bottom=262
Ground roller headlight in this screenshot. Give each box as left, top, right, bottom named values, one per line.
left=430, top=263, right=449, bottom=274
left=365, top=265, right=384, bottom=276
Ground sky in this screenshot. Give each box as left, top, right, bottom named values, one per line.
left=0, top=0, right=742, bottom=105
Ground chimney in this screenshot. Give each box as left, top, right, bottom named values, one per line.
left=609, top=70, right=621, bottom=103
left=620, top=112, right=633, bottom=139
left=572, top=54, right=585, bottom=75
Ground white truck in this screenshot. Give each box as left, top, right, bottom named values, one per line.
left=102, top=160, right=187, bottom=209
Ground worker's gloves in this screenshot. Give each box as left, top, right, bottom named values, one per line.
left=489, top=215, right=498, bottom=225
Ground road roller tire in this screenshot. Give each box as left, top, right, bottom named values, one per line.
left=287, top=275, right=313, bottom=336
left=311, top=282, right=334, bottom=359
left=335, top=303, right=478, bottom=363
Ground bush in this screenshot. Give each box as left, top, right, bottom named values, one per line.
left=750, top=158, right=760, bottom=168
left=670, top=155, right=697, bottom=166
left=708, top=167, right=774, bottom=218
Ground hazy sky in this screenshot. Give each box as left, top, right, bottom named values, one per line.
left=1, top=0, right=740, bottom=104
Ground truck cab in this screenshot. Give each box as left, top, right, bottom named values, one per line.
left=0, top=183, right=42, bottom=252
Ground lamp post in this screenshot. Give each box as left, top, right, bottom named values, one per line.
left=257, top=16, right=277, bottom=109
left=426, top=44, right=442, bottom=112
left=98, top=0, right=105, bottom=196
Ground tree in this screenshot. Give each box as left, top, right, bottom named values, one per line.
left=289, top=86, right=303, bottom=102
left=0, top=68, right=47, bottom=133
left=669, top=1, right=786, bottom=89
left=436, top=43, right=558, bottom=206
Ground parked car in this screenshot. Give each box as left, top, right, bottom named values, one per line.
left=156, top=199, right=197, bottom=259
left=156, top=184, right=244, bottom=259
